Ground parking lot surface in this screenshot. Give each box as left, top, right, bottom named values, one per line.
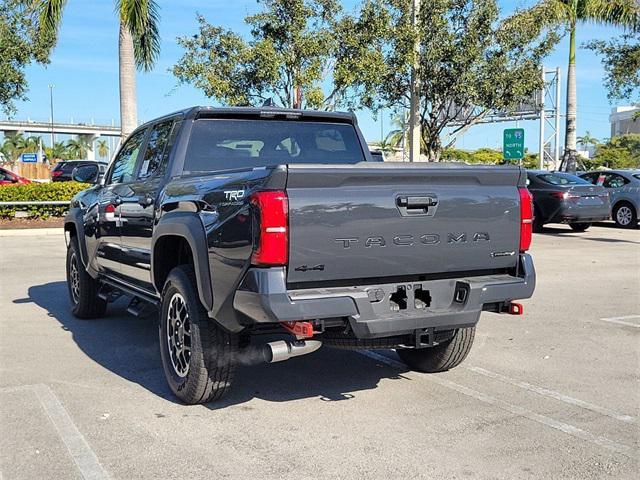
left=1, top=224, right=639, bottom=479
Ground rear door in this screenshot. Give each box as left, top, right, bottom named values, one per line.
left=286, top=165, right=523, bottom=284
left=119, top=119, right=180, bottom=288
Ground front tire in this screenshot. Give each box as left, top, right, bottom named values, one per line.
left=159, top=265, right=237, bottom=404
left=66, top=237, right=107, bottom=319
left=569, top=222, right=590, bottom=232
left=397, top=327, right=475, bottom=373
left=613, top=202, right=637, bottom=229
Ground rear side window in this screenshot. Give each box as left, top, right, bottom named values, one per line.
left=538, top=173, right=590, bottom=186
left=183, top=119, right=365, bottom=173
left=138, top=120, right=176, bottom=179
left=602, top=173, right=629, bottom=189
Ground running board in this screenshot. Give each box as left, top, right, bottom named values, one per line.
left=100, top=276, right=160, bottom=308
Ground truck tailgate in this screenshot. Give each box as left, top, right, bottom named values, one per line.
left=285, top=163, right=524, bottom=284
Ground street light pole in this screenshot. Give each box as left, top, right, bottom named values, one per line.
left=48, top=84, right=55, bottom=149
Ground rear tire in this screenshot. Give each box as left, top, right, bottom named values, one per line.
left=569, top=222, right=590, bottom=232
left=613, top=202, right=637, bottom=229
left=533, top=205, right=544, bottom=233
left=159, top=265, right=237, bottom=404
left=397, top=327, right=475, bottom=373
left=66, top=237, right=107, bottom=319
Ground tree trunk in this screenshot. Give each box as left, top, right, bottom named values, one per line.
left=562, top=24, right=578, bottom=172
left=119, top=23, right=137, bottom=141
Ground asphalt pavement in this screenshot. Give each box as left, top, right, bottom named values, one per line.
left=1, top=224, right=639, bottom=479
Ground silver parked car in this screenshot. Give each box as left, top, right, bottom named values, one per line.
left=579, top=170, right=640, bottom=228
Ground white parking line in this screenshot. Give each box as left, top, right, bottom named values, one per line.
left=1, top=384, right=109, bottom=480
left=599, top=315, right=640, bottom=328
left=467, top=366, right=636, bottom=424
left=357, top=350, right=635, bottom=457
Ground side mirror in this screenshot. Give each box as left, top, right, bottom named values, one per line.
left=72, top=164, right=100, bottom=184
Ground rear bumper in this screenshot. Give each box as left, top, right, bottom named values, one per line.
left=548, top=203, right=610, bottom=223
left=233, top=254, right=536, bottom=339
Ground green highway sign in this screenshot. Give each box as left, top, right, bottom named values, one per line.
left=503, top=128, right=524, bottom=160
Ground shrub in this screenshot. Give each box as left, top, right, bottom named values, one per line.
left=0, top=181, right=89, bottom=219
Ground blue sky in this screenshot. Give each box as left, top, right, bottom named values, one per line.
left=6, top=0, right=626, bottom=154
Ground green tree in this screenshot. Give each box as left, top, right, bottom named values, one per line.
left=0, top=1, right=54, bottom=116
left=45, top=141, right=69, bottom=161
left=36, top=0, right=161, bottom=139
left=173, top=1, right=346, bottom=109
left=586, top=134, right=640, bottom=169
left=338, top=0, right=559, bottom=161
left=585, top=32, right=640, bottom=102
left=96, top=139, right=109, bottom=159
left=522, top=0, right=639, bottom=171
left=66, top=138, right=90, bottom=159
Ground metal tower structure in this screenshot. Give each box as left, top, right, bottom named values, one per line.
left=538, top=67, right=561, bottom=170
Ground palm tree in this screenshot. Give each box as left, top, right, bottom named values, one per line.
left=46, top=141, right=69, bottom=161
left=36, top=0, right=161, bottom=140
left=526, top=0, right=639, bottom=172
left=66, top=138, right=91, bottom=159
left=577, top=131, right=598, bottom=150
left=96, top=139, right=109, bottom=159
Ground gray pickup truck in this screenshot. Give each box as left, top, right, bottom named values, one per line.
left=65, top=107, right=536, bottom=404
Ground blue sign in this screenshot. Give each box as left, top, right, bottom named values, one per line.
left=21, top=153, right=38, bottom=163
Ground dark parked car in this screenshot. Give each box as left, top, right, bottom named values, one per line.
left=579, top=170, right=640, bottom=228
left=51, top=160, right=107, bottom=182
left=526, top=170, right=610, bottom=232
left=0, top=166, right=31, bottom=185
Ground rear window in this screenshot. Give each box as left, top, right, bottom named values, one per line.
left=183, top=119, right=365, bottom=173
left=538, top=173, right=590, bottom=186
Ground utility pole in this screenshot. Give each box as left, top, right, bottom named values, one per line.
left=408, top=0, right=421, bottom=162
left=538, top=68, right=545, bottom=170
left=48, top=84, right=55, bottom=148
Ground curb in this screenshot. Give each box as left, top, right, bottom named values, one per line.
left=0, top=228, right=64, bottom=237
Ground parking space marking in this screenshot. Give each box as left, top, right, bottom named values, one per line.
left=358, top=350, right=635, bottom=457
left=1, top=384, right=109, bottom=480
left=599, top=315, right=640, bottom=328
left=468, top=366, right=636, bottom=424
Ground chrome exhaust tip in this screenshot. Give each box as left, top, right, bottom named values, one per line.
left=263, top=340, right=322, bottom=363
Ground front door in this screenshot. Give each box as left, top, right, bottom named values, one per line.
left=95, top=128, right=147, bottom=277
left=119, top=119, right=178, bottom=289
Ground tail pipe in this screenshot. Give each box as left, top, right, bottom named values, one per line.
left=262, top=340, right=322, bottom=363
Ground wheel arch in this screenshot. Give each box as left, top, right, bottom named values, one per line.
left=152, top=212, right=214, bottom=312
left=64, top=207, right=89, bottom=268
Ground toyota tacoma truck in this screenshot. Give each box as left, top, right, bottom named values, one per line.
left=65, top=106, right=535, bottom=404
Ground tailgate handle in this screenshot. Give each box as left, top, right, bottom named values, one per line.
left=397, top=196, right=438, bottom=209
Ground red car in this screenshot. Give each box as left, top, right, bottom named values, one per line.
left=0, top=166, right=31, bottom=185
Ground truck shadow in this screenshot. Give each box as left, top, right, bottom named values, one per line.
left=17, top=281, right=410, bottom=408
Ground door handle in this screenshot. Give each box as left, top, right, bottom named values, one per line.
left=397, top=196, right=438, bottom=209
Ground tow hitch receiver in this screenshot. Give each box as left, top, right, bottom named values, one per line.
left=282, top=321, right=314, bottom=339
left=501, top=302, right=524, bottom=315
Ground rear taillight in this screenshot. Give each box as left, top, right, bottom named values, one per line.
left=550, top=191, right=579, bottom=200
left=251, top=190, right=288, bottom=266
left=52, top=170, right=62, bottom=177
left=518, top=187, right=533, bottom=252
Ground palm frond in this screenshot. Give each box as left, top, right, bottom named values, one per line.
left=579, top=0, right=640, bottom=30
left=504, top=0, right=575, bottom=31
left=116, top=0, right=161, bottom=71
left=33, top=0, right=68, bottom=36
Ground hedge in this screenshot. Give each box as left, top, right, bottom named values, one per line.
left=0, top=181, right=89, bottom=219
